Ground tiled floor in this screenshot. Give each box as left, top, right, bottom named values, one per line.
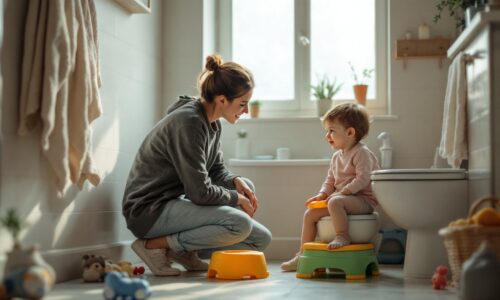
left=46, top=263, right=459, bottom=300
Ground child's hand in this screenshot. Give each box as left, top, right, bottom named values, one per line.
left=304, top=193, right=327, bottom=206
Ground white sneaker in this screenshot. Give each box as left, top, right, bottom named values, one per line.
left=167, top=250, right=209, bottom=271
left=131, top=239, right=181, bottom=276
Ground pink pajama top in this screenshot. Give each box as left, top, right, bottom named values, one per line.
left=319, top=142, right=380, bottom=207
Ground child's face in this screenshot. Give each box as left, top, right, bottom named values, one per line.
left=324, top=120, right=356, bottom=151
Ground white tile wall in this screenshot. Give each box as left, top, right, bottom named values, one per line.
left=0, top=0, right=163, bottom=281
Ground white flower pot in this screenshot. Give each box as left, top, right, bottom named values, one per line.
left=316, top=99, right=332, bottom=117
left=235, top=138, right=249, bottom=159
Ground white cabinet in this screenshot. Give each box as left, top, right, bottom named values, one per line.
left=448, top=12, right=500, bottom=206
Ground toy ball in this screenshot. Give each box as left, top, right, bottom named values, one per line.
left=103, top=271, right=151, bottom=300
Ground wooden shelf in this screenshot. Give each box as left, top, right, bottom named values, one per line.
left=394, top=38, right=451, bottom=69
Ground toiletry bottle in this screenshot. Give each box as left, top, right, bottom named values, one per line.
left=377, top=132, right=392, bottom=169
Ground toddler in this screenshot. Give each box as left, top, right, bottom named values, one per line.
left=281, top=103, right=379, bottom=272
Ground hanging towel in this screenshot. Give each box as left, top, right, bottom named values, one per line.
left=18, top=0, right=102, bottom=195
left=439, top=52, right=467, bottom=168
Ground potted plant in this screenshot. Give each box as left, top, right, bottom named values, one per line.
left=250, top=100, right=261, bottom=118
left=348, top=62, right=374, bottom=106
left=235, top=129, right=249, bottom=159
left=433, top=0, right=481, bottom=30
left=310, top=75, right=343, bottom=116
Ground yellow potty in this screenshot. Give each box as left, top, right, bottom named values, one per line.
left=207, top=250, right=269, bottom=280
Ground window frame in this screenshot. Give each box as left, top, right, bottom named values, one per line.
left=217, top=0, right=388, bottom=117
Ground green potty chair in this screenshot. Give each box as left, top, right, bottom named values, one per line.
left=296, top=242, right=380, bottom=280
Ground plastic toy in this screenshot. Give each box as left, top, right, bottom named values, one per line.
left=208, top=250, right=269, bottom=280
left=307, top=200, right=327, bottom=209
left=133, top=266, right=145, bottom=276
left=431, top=265, right=448, bottom=289
left=103, top=272, right=151, bottom=300
left=1, top=265, right=54, bottom=300
left=296, top=242, right=379, bottom=280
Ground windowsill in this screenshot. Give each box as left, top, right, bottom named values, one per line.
left=228, top=158, right=330, bottom=167
left=227, top=114, right=399, bottom=123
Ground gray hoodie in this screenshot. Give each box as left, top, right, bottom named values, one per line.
left=122, top=96, right=238, bottom=237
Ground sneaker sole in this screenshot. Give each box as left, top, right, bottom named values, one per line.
left=166, top=251, right=209, bottom=272
left=131, top=240, right=181, bottom=276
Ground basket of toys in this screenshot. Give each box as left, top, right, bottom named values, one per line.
left=438, top=196, right=500, bottom=285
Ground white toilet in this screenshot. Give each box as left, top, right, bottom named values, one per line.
left=317, top=213, right=380, bottom=244
left=371, top=168, right=468, bottom=279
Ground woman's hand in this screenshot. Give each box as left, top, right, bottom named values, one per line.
left=237, top=193, right=256, bottom=217
left=234, top=177, right=259, bottom=214
left=304, top=192, right=327, bottom=206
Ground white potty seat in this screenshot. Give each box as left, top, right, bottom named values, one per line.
left=317, top=212, right=380, bottom=243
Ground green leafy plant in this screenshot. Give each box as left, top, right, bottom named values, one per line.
left=348, top=62, right=374, bottom=85
left=310, top=75, right=343, bottom=100
left=1, top=208, right=25, bottom=248
left=433, top=0, right=479, bottom=30
left=250, top=100, right=261, bottom=107
left=237, top=129, right=247, bottom=138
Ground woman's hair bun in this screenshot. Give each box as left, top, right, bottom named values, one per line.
left=205, top=54, right=223, bottom=72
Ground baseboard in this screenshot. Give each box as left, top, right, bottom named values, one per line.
left=1, top=240, right=138, bottom=283
left=263, top=237, right=301, bottom=260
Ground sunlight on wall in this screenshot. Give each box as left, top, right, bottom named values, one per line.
left=94, top=116, right=120, bottom=179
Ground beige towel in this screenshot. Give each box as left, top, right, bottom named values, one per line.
left=19, top=0, right=102, bottom=195
left=439, top=52, right=467, bottom=168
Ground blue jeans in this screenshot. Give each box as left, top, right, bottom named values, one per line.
left=144, top=178, right=272, bottom=259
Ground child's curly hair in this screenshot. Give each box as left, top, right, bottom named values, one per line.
left=321, top=103, right=370, bottom=142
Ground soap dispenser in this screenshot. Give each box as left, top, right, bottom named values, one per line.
left=377, top=132, right=392, bottom=169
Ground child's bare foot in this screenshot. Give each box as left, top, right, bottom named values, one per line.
left=280, top=254, right=301, bottom=272
left=328, top=236, right=350, bottom=249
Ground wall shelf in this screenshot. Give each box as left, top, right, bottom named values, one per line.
left=394, top=38, right=451, bottom=69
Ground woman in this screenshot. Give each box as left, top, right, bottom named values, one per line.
left=122, top=54, right=272, bottom=276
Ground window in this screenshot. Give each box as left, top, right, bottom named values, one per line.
left=217, top=0, right=388, bottom=116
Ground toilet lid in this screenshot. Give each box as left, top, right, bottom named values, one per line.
left=371, top=168, right=466, bottom=180
left=321, top=213, right=378, bottom=221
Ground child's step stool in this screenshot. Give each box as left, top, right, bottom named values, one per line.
left=207, top=250, right=269, bottom=280
left=296, top=242, right=380, bottom=280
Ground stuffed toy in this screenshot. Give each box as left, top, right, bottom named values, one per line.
left=81, top=254, right=106, bottom=282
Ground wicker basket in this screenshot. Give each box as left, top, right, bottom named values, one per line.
left=438, top=196, right=500, bottom=285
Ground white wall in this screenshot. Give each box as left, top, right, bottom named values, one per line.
left=0, top=0, right=163, bottom=281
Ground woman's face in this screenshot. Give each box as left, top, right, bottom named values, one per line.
left=221, top=90, right=253, bottom=124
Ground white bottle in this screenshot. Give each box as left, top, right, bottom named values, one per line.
left=377, top=132, right=392, bottom=169
left=418, top=23, right=430, bottom=39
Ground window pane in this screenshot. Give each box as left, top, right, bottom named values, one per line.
left=233, top=0, right=294, bottom=101
left=311, top=0, right=376, bottom=100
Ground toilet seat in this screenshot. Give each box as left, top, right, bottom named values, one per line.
left=371, top=168, right=466, bottom=181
